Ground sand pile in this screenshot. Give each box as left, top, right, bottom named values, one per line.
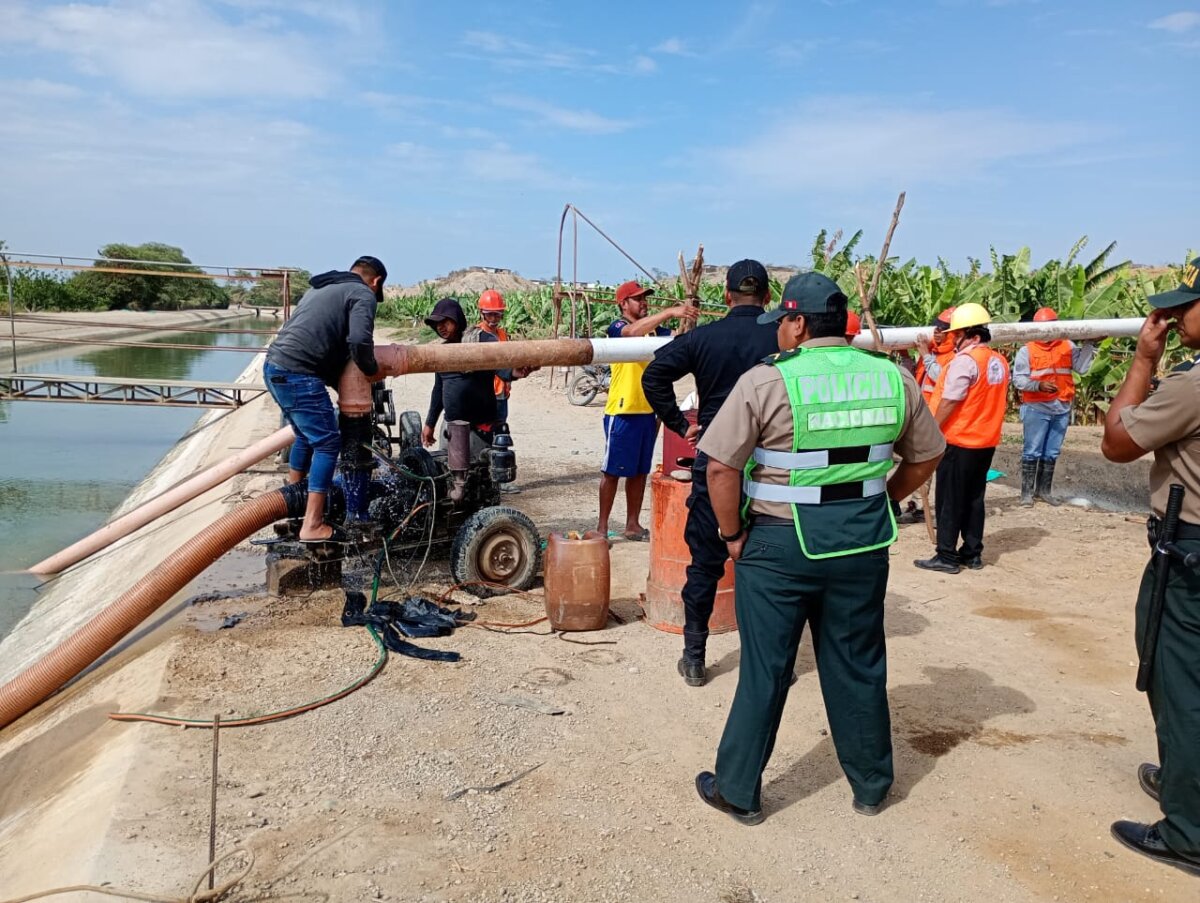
left=389, top=267, right=541, bottom=299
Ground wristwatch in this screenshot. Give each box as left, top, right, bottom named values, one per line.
left=717, top=525, right=745, bottom=543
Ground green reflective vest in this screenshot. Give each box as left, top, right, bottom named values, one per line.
left=743, top=345, right=906, bottom=559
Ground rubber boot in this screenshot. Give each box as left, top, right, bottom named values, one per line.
left=1020, top=458, right=1037, bottom=508
left=1035, top=459, right=1061, bottom=506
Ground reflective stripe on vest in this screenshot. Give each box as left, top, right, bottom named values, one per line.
left=1021, top=340, right=1075, bottom=404
left=930, top=345, right=1009, bottom=448
left=752, top=443, right=895, bottom=470
left=742, top=345, right=905, bottom=559
left=744, top=477, right=888, bottom=504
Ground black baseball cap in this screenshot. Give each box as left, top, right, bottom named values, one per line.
left=726, top=259, right=769, bottom=295
left=424, top=296, right=465, bottom=329
left=353, top=255, right=388, bottom=302
left=757, top=272, right=847, bottom=324
left=1148, top=257, right=1200, bottom=309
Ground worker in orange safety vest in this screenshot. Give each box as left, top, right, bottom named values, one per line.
left=1012, top=307, right=1095, bottom=507
left=914, top=302, right=1010, bottom=574
left=914, top=307, right=957, bottom=406
left=477, top=290, right=512, bottom=420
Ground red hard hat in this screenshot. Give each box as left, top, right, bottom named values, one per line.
left=479, top=289, right=506, bottom=312
left=846, top=310, right=862, bottom=336
left=1033, top=307, right=1058, bottom=322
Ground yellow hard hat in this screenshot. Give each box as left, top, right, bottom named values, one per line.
left=948, top=302, right=991, bottom=331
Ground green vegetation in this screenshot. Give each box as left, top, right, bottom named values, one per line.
left=376, top=234, right=1194, bottom=423
left=0, top=240, right=304, bottom=312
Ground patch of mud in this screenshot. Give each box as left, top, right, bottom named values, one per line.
left=906, top=728, right=972, bottom=757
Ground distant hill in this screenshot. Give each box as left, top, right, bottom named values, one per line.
left=387, top=266, right=541, bottom=299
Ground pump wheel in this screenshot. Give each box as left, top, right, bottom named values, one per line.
left=567, top=371, right=599, bottom=406
left=450, top=506, right=541, bottom=598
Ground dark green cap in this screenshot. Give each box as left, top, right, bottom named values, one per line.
left=757, top=272, right=848, bottom=324
left=1148, top=257, right=1200, bottom=309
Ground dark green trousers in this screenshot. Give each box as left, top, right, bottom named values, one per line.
left=1136, top=536, right=1200, bottom=861
left=715, top=523, right=893, bottom=812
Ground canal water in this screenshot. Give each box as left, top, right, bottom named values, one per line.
left=0, top=319, right=272, bottom=641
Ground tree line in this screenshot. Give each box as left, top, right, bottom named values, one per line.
left=0, top=240, right=309, bottom=312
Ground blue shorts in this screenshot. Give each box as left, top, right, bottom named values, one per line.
left=602, top=413, right=658, bottom=477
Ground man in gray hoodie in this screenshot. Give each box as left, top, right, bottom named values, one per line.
left=264, top=255, right=386, bottom=544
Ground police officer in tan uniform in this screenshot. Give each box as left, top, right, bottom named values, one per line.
left=1102, top=256, right=1200, bottom=878
left=693, top=273, right=945, bottom=824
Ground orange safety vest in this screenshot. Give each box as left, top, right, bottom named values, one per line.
left=479, top=322, right=511, bottom=398
left=1020, top=340, right=1075, bottom=404
left=930, top=345, right=1010, bottom=449
left=916, top=336, right=956, bottom=406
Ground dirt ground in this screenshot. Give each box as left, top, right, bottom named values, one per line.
left=0, top=361, right=1195, bottom=902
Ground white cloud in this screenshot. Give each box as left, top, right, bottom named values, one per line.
left=700, top=98, right=1100, bottom=192
left=492, top=95, right=634, bottom=134
left=1148, top=11, right=1200, bottom=32
left=652, top=37, right=691, bottom=56
left=0, top=0, right=338, bottom=99
left=462, top=30, right=657, bottom=76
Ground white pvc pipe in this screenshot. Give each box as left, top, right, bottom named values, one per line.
left=586, top=318, right=1146, bottom=362
left=851, top=317, right=1145, bottom=351
left=29, top=425, right=296, bottom=576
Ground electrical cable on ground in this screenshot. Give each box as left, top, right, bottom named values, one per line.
left=0, top=848, right=253, bottom=903
left=107, top=625, right=387, bottom=728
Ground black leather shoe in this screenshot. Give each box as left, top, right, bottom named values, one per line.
left=962, top=555, right=984, bottom=570
left=677, top=656, right=706, bottom=687
left=913, top=555, right=961, bottom=574
left=695, top=772, right=764, bottom=826
left=1111, top=820, right=1200, bottom=877
left=853, top=798, right=886, bottom=816
left=1139, top=763, right=1162, bottom=803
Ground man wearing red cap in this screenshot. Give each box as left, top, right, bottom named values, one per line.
left=597, top=281, right=695, bottom=540
left=1012, top=307, right=1095, bottom=506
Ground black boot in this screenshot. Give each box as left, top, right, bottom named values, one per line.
left=1035, top=459, right=1061, bottom=506
left=1020, top=458, right=1037, bottom=507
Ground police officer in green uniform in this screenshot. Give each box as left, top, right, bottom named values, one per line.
left=1101, top=256, right=1200, bottom=878
left=693, top=272, right=945, bottom=824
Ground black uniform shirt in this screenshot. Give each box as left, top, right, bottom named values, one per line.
left=641, top=305, right=780, bottom=439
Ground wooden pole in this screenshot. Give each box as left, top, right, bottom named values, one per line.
left=858, top=191, right=906, bottom=351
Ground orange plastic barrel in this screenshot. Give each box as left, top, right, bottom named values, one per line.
left=544, top=531, right=611, bottom=631
left=643, top=470, right=737, bottom=634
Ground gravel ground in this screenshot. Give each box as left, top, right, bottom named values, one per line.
left=0, top=362, right=1193, bottom=902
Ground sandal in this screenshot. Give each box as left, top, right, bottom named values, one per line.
left=623, top=528, right=650, bottom=542
left=300, top=525, right=350, bottom=546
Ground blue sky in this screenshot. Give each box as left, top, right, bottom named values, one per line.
left=0, top=1, right=1197, bottom=284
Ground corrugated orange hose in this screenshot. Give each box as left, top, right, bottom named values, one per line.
left=0, top=492, right=289, bottom=730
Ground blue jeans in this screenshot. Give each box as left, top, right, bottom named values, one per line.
left=264, top=361, right=340, bottom=493
left=1020, top=405, right=1069, bottom=461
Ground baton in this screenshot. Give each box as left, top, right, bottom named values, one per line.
left=1136, top=484, right=1185, bottom=693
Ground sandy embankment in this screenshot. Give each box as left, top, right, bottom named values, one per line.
left=0, top=339, right=1193, bottom=902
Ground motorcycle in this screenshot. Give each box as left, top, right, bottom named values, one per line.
left=566, top=363, right=611, bottom=406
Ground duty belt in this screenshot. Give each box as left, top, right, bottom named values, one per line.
left=1147, top=516, right=1200, bottom=544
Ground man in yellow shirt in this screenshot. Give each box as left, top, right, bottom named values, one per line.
left=597, top=280, right=695, bottom=539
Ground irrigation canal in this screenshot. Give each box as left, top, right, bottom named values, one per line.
left=0, top=318, right=272, bottom=641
